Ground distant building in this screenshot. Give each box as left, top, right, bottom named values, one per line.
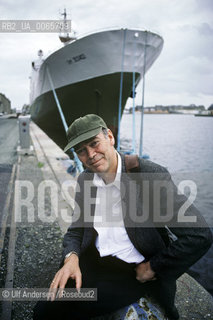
left=208, top=104, right=213, bottom=115
left=22, top=104, right=30, bottom=114
left=0, top=93, right=11, bottom=114
left=130, top=104, right=206, bottom=114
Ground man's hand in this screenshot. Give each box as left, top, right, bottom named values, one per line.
left=135, top=261, right=156, bottom=283
left=48, top=254, right=82, bottom=301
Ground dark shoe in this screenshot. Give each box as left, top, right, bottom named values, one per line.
left=165, top=305, right=179, bottom=320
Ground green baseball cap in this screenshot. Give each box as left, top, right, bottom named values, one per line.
left=64, top=114, right=107, bottom=152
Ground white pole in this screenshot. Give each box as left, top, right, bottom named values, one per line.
left=139, top=31, right=147, bottom=158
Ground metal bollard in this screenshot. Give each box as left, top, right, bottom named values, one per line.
left=17, top=115, right=34, bottom=155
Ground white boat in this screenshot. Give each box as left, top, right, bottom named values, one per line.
left=30, top=24, right=163, bottom=151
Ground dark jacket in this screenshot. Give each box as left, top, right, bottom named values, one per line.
left=63, top=154, right=212, bottom=281
left=63, top=154, right=212, bottom=314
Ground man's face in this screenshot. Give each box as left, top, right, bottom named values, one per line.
left=75, top=130, right=117, bottom=174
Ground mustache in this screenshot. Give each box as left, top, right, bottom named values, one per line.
left=87, top=155, right=103, bottom=165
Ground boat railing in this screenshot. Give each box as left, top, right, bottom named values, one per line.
left=39, top=26, right=162, bottom=62
left=76, top=26, right=162, bottom=40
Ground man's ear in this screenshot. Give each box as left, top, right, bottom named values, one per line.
left=107, top=129, right=115, bottom=146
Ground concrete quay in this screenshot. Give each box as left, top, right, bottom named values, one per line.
left=1, top=120, right=212, bottom=319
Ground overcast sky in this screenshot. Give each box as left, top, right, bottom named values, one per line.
left=0, top=0, right=212, bottom=110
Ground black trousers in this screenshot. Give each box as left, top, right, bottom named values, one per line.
left=33, top=246, right=176, bottom=320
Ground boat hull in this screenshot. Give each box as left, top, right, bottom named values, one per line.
left=31, top=72, right=139, bottom=149
left=30, top=28, right=163, bottom=150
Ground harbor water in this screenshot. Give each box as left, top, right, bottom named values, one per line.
left=120, top=113, right=213, bottom=294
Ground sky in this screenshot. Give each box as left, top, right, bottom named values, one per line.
left=0, top=0, right=212, bottom=111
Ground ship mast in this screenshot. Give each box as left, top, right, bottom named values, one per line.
left=59, top=8, right=76, bottom=45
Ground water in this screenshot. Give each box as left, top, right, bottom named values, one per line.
left=120, top=113, right=213, bottom=224
left=120, top=113, right=213, bottom=294
left=120, top=113, right=213, bottom=173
